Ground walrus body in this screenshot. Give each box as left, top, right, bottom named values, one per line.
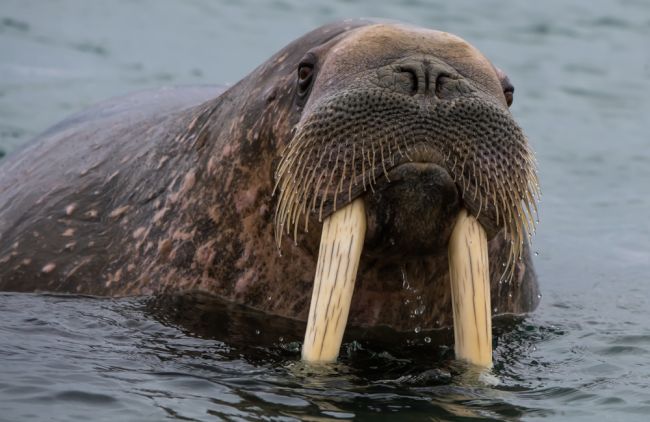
left=0, top=19, right=539, bottom=331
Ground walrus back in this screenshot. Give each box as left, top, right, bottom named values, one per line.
left=0, top=86, right=225, bottom=292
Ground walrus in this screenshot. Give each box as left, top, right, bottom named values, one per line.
left=0, top=19, right=540, bottom=363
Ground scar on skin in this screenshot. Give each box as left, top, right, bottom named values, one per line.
left=194, top=240, right=217, bottom=268
left=207, top=156, right=218, bottom=174
left=153, top=207, right=168, bottom=224
left=188, top=116, right=200, bottom=132
left=133, top=227, right=147, bottom=239
left=65, top=203, right=77, bottom=216
left=169, top=170, right=196, bottom=203
left=158, top=239, right=172, bottom=259
left=107, top=170, right=120, bottom=182
left=109, top=205, right=130, bottom=219
left=42, top=262, right=56, bottom=273
left=157, top=156, right=169, bottom=169
left=66, top=257, right=91, bottom=278
left=207, top=206, right=220, bottom=225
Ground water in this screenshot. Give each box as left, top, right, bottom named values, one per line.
left=1, top=0, right=649, bottom=420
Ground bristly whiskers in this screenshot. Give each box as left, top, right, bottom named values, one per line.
left=273, top=88, right=540, bottom=281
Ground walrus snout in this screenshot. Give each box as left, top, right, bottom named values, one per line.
left=274, top=84, right=538, bottom=270
left=363, top=162, right=460, bottom=259
left=378, top=57, right=469, bottom=102
left=274, top=23, right=540, bottom=264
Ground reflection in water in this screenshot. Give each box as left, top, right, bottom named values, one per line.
left=0, top=293, right=554, bottom=420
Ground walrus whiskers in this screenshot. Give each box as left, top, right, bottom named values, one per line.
left=273, top=86, right=539, bottom=362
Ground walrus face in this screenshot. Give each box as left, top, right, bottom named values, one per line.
left=275, top=24, right=539, bottom=272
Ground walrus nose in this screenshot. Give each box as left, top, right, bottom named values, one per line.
left=395, top=62, right=448, bottom=97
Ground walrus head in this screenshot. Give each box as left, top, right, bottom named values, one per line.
left=182, top=19, right=541, bottom=364
left=274, top=23, right=539, bottom=277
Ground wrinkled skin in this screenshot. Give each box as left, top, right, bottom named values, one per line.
left=0, top=20, right=539, bottom=331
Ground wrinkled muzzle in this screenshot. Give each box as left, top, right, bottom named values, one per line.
left=273, top=88, right=540, bottom=365
left=274, top=88, right=539, bottom=271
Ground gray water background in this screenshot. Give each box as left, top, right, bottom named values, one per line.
left=1, top=0, right=649, bottom=420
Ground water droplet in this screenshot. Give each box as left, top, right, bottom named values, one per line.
left=255, top=329, right=261, bottom=335
left=493, top=307, right=498, bottom=313
left=279, top=336, right=284, bottom=342
left=401, top=268, right=410, bottom=290
left=534, top=251, right=539, bottom=256
left=537, top=294, right=542, bottom=299
left=424, top=336, right=431, bottom=344
left=508, top=293, right=513, bottom=298
left=414, top=326, right=421, bottom=334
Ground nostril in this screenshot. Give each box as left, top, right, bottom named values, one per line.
left=397, top=66, right=419, bottom=95
left=434, top=73, right=451, bottom=98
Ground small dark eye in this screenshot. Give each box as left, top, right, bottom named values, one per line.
left=494, top=67, right=515, bottom=107
left=298, top=65, right=312, bottom=81
left=297, top=63, right=314, bottom=95
left=504, top=86, right=514, bottom=107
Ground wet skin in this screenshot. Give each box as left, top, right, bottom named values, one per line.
left=0, top=19, right=539, bottom=331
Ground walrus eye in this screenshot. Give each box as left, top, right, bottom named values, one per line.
left=494, top=67, right=515, bottom=107
left=297, top=63, right=315, bottom=96
left=504, top=85, right=514, bottom=107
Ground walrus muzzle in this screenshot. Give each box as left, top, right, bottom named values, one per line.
left=274, top=87, right=539, bottom=365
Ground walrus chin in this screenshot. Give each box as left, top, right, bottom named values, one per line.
left=273, top=53, right=540, bottom=365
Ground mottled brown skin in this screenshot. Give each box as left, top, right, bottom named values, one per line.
left=0, top=20, right=539, bottom=331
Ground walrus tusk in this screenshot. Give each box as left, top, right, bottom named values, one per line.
left=301, top=201, right=491, bottom=365
left=448, top=208, right=493, bottom=367
left=302, top=198, right=366, bottom=362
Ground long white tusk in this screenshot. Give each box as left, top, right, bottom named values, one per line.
left=448, top=208, right=493, bottom=367
left=302, top=198, right=366, bottom=363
